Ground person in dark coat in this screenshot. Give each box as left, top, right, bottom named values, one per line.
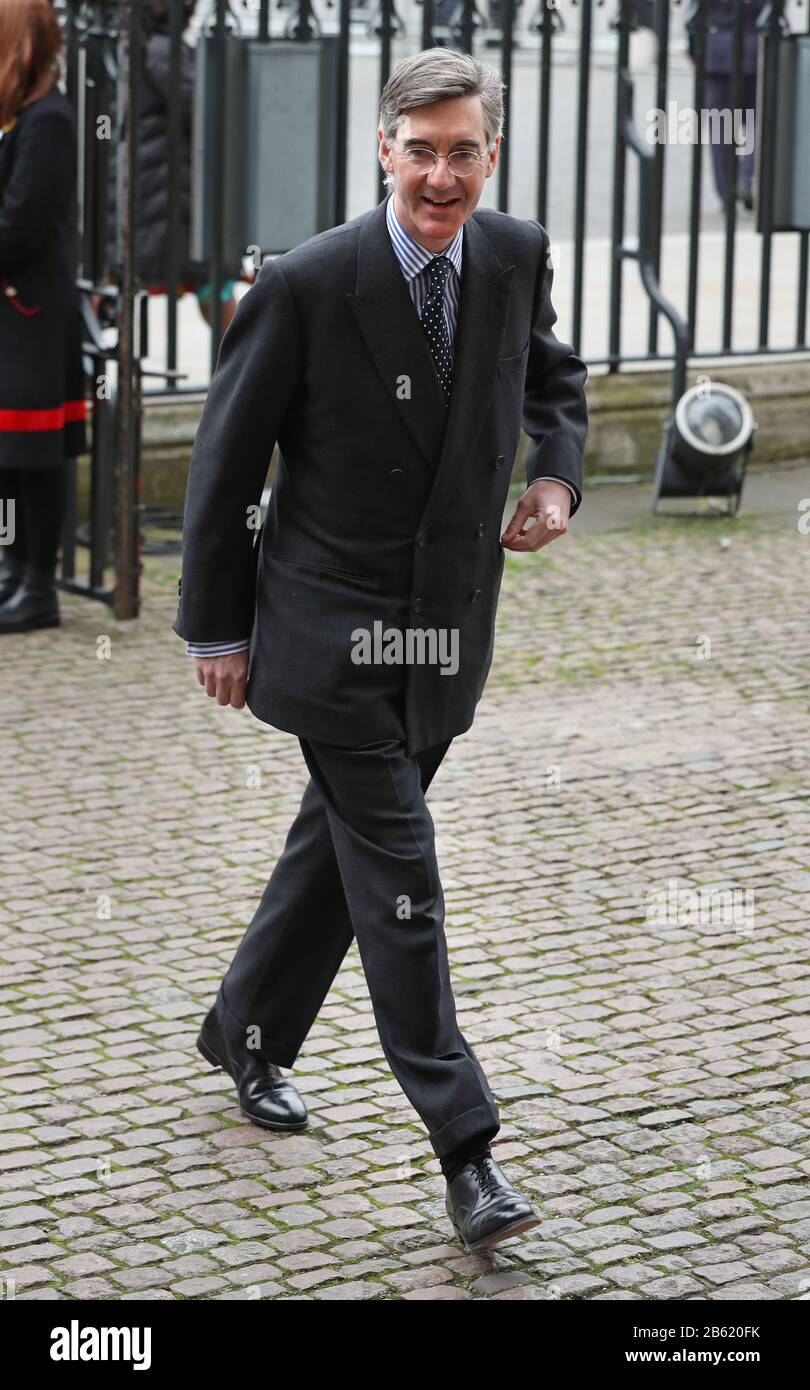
left=686, top=0, right=770, bottom=208
left=0, top=0, right=87, bottom=633
left=174, top=47, right=588, bottom=1252
left=96, top=0, right=244, bottom=333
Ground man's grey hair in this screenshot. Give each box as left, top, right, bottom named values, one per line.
left=379, top=48, right=506, bottom=190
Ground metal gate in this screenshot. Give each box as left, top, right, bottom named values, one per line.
left=56, top=0, right=810, bottom=618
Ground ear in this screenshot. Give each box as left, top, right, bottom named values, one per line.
left=378, top=128, right=394, bottom=172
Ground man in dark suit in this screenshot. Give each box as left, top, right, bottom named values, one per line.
left=173, top=47, right=588, bottom=1252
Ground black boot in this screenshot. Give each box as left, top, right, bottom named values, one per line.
left=0, top=562, right=59, bottom=633
left=0, top=553, right=25, bottom=605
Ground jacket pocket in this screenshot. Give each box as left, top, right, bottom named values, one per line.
left=267, top=553, right=379, bottom=587
left=497, top=342, right=530, bottom=377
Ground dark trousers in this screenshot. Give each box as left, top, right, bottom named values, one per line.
left=218, top=734, right=501, bottom=1161
left=704, top=74, right=757, bottom=202
left=0, top=465, right=66, bottom=574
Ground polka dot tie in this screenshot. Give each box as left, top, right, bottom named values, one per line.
left=420, top=255, right=453, bottom=407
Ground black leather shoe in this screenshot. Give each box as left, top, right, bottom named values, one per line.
left=0, top=563, right=59, bottom=633
left=196, top=1001, right=308, bottom=1132
left=446, top=1154, right=540, bottom=1251
left=0, top=555, right=24, bottom=605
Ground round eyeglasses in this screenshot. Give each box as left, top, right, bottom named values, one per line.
left=392, top=143, right=494, bottom=177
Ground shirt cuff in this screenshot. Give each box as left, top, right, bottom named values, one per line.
left=532, top=476, right=579, bottom=504
left=185, top=639, right=251, bottom=657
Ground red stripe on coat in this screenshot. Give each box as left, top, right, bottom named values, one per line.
left=0, top=400, right=87, bottom=431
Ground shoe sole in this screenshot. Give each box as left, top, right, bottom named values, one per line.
left=0, top=614, right=59, bottom=633
left=451, top=1210, right=540, bottom=1252
left=196, top=1031, right=309, bottom=1133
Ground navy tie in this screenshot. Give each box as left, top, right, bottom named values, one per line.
left=420, top=256, right=453, bottom=406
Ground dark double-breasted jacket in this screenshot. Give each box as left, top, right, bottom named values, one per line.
left=173, top=194, right=589, bottom=754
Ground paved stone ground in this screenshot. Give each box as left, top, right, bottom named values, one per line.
left=2, top=470, right=810, bottom=1301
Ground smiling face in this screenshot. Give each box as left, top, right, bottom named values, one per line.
left=378, top=94, right=499, bottom=253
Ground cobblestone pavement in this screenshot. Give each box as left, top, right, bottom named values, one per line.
left=1, top=483, right=809, bottom=1302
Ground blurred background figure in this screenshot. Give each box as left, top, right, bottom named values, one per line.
left=0, top=0, right=87, bottom=634
left=687, top=0, right=770, bottom=210
left=94, top=0, right=245, bottom=333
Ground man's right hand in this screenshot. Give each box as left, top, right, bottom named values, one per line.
left=195, top=651, right=248, bottom=709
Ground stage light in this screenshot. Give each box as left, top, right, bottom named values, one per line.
left=653, top=382, right=757, bottom=515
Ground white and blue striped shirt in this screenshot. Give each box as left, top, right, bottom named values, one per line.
left=385, top=189, right=463, bottom=351
left=185, top=193, right=574, bottom=659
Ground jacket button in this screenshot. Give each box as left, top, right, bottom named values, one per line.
left=470, top=588, right=482, bottom=603
left=493, top=454, right=504, bottom=469
left=415, top=531, right=427, bottom=548
left=388, top=467, right=404, bottom=481
left=475, top=522, right=485, bottom=538
left=411, top=597, right=424, bottom=613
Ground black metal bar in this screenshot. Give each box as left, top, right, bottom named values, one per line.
left=686, top=0, right=708, bottom=353
left=497, top=0, right=515, bottom=213
left=114, top=0, right=142, bottom=620
left=136, top=340, right=810, bottom=392
left=208, top=0, right=228, bottom=371
left=647, top=0, right=670, bottom=357
left=78, top=5, right=106, bottom=285
left=165, top=0, right=182, bottom=389
left=89, top=385, right=114, bottom=594
left=63, top=0, right=83, bottom=278
left=757, top=0, right=785, bottom=348
left=377, top=0, right=395, bottom=205
left=63, top=0, right=79, bottom=114
left=60, top=454, right=78, bottom=581
left=585, top=345, right=810, bottom=367
left=571, top=0, right=593, bottom=355
left=63, top=284, right=120, bottom=605
left=335, top=0, right=351, bottom=222
left=535, top=0, right=554, bottom=227
left=720, top=0, right=745, bottom=350
left=608, top=0, right=633, bottom=372
left=796, top=2, right=810, bottom=347
left=421, top=0, right=434, bottom=53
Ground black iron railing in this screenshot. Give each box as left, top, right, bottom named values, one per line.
left=58, top=0, right=810, bottom=382
left=49, top=0, right=810, bottom=617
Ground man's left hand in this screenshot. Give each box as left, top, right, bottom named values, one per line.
left=500, top=479, right=572, bottom=552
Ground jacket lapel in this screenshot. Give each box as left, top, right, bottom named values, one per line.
left=347, top=197, right=515, bottom=530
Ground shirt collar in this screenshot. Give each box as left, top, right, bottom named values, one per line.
left=385, top=191, right=463, bottom=284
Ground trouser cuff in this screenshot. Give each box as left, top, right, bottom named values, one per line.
left=428, top=1101, right=500, bottom=1160
left=218, top=979, right=300, bottom=1070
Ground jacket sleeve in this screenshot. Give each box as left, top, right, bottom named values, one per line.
left=521, top=224, right=589, bottom=515
left=172, top=256, right=302, bottom=643
left=0, top=105, right=76, bottom=273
